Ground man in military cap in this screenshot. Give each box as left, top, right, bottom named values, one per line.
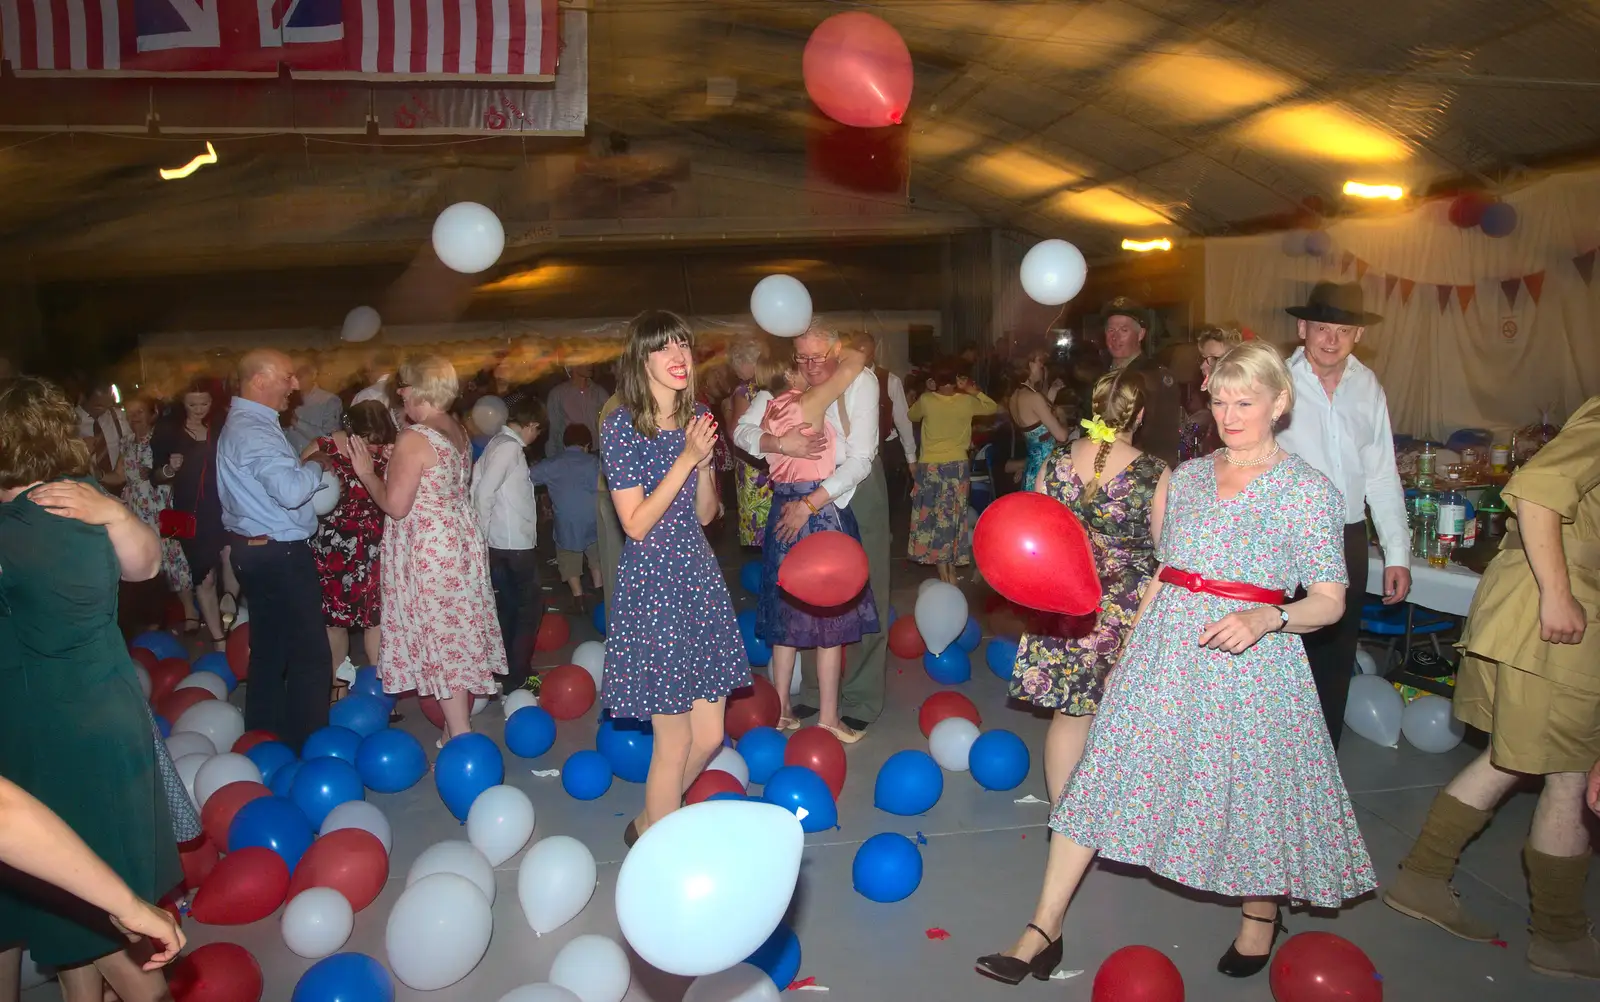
left=1091, top=297, right=1181, bottom=468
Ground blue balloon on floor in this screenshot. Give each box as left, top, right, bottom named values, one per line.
left=969, top=729, right=1030, bottom=791
left=739, top=559, right=764, bottom=595
left=290, top=756, right=364, bottom=829
left=737, top=726, right=788, bottom=786
left=228, top=795, right=314, bottom=871
left=506, top=706, right=558, bottom=759
left=887, top=605, right=897, bottom=624
left=329, top=694, right=390, bottom=738
left=923, top=646, right=971, bottom=685
left=596, top=717, right=653, bottom=783
left=355, top=729, right=427, bottom=794
left=154, top=714, right=171, bottom=738
left=853, top=832, right=923, bottom=902
left=874, top=750, right=943, bottom=816
left=985, top=636, right=1020, bottom=680
left=562, top=749, right=613, bottom=801
left=592, top=599, right=607, bottom=636
left=245, top=740, right=298, bottom=785
left=303, top=725, right=363, bottom=764
left=131, top=630, right=185, bottom=661
left=269, top=760, right=303, bottom=798
left=291, top=952, right=394, bottom=1002
left=191, top=652, right=238, bottom=692
left=762, top=765, right=837, bottom=832
left=435, top=733, right=504, bottom=820
left=349, top=666, right=393, bottom=706
left=745, top=921, right=801, bottom=989
left=955, top=615, right=983, bottom=653
left=737, top=609, right=771, bottom=667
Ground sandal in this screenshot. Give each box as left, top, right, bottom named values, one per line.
left=776, top=715, right=802, bottom=732
left=209, top=632, right=227, bottom=653
left=819, top=722, right=864, bottom=745
left=183, top=617, right=201, bottom=634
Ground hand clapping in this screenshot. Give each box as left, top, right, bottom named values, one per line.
left=347, top=436, right=374, bottom=478
left=682, top=413, right=718, bottom=468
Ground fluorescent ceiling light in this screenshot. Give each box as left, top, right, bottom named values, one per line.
left=1122, top=238, right=1172, bottom=252
left=1343, top=180, right=1404, bottom=200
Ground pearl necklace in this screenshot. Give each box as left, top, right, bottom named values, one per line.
left=1223, top=444, right=1281, bottom=467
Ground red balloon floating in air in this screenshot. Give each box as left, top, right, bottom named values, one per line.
left=777, top=530, right=869, bottom=608
left=803, top=12, right=914, bottom=128
left=973, top=492, right=1102, bottom=616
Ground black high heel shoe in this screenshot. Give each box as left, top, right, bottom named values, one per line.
left=1217, top=909, right=1287, bottom=978
left=975, top=923, right=1062, bottom=985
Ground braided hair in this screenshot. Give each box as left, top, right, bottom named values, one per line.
left=1083, top=368, right=1147, bottom=498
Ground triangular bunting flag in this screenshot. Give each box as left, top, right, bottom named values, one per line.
left=1355, top=258, right=1369, bottom=280
left=1576, top=248, right=1596, bottom=286
left=1500, top=277, right=1521, bottom=308
left=1384, top=274, right=1399, bottom=300
left=1436, top=284, right=1453, bottom=311
left=1457, top=285, right=1476, bottom=312
left=1399, top=278, right=1416, bottom=304
left=1525, top=271, right=1545, bottom=303
left=1340, top=251, right=1355, bottom=274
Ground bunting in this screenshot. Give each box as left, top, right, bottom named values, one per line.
left=1354, top=258, right=1369, bottom=280
left=1500, top=277, right=1521, bottom=308
left=1398, top=278, right=1416, bottom=305
left=1577, top=248, right=1596, bottom=286
left=1340, top=251, right=1355, bottom=274
left=1525, top=271, right=1544, bottom=304
left=1385, top=274, right=1400, bottom=301
left=1436, top=284, right=1453, bottom=311
left=1456, top=285, right=1476, bottom=312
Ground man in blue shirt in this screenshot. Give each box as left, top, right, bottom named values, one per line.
left=218, top=349, right=336, bottom=750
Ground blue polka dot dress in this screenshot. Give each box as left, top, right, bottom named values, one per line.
left=600, top=405, right=750, bottom=719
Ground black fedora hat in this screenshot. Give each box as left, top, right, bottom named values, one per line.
left=1285, top=281, right=1382, bottom=326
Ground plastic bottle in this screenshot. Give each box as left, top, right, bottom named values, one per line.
left=1434, top=488, right=1467, bottom=567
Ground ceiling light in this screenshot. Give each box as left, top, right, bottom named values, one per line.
left=1343, top=180, right=1404, bottom=200
left=1121, top=237, right=1172, bottom=252
left=158, top=142, right=218, bottom=180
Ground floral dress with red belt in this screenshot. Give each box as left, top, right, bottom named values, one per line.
left=310, top=437, right=389, bottom=629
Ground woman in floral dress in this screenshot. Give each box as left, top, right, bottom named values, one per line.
left=111, top=397, right=193, bottom=617
left=977, top=342, right=1373, bottom=986
left=907, top=360, right=997, bottom=583
left=725, top=337, right=772, bottom=548
left=1009, top=369, right=1168, bottom=806
left=349, top=357, right=506, bottom=745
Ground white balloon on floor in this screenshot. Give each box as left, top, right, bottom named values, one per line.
left=1344, top=674, right=1404, bottom=748
left=341, top=305, right=382, bottom=343
left=498, top=986, right=581, bottom=1002
left=927, top=717, right=981, bottom=772
left=408, top=840, right=496, bottom=905
left=916, top=578, right=941, bottom=596
left=1401, top=694, right=1466, bottom=753
left=616, top=801, right=803, bottom=977
left=1354, top=646, right=1381, bottom=675
left=471, top=395, right=508, bottom=436
left=503, top=689, right=537, bottom=718
left=471, top=694, right=492, bottom=716
left=548, top=935, right=630, bottom=1002
left=175, top=671, right=228, bottom=701
left=914, top=582, right=968, bottom=656
left=432, top=201, right=506, bottom=275
left=193, top=753, right=263, bottom=808
left=385, top=872, right=494, bottom=991
left=517, top=835, right=597, bottom=935
left=174, top=700, right=246, bottom=758
left=1019, top=239, right=1087, bottom=306
left=165, top=731, right=218, bottom=761
left=312, top=469, right=343, bottom=518
left=321, top=800, right=393, bottom=854
left=174, top=753, right=210, bottom=801
left=467, top=785, right=536, bottom=866
left=135, top=664, right=152, bottom=700
left=707, top=746, right=749, bottom=788
left=571, top=641, right=606, bottom=687
left=749, top=274, right=813, bottom=337
left=282, top=886, right=354, bottom=958
left=684, top=963, right=781, bottom=1002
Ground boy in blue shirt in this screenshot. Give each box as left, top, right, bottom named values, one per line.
left=531, top=425, right=602, bottom=615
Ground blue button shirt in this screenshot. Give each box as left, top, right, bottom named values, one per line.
left=216, top=397, right=323, bottom=541
left=531, top=447, right=601, bottom=552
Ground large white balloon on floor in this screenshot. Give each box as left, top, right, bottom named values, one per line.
left=1019, top=239, right=1088, bottom=306
left=1345, top=674, right=1404, bottom=748
left=432, top=201, right=506, bottom=275
left=282, top=886, right=354, bottom=959
left=571, top=641, right=606, bottom=687
left=471, top=395, right=508, bottom=437
left=750, top=275, right=813, bottom=337
left=312, top=469, right=343, bottom=518
left=408, top=840, right=496, bottom=904
left=193, top=753, right=263, bottom=808
left=175, top=671, right=228, bottom=701
left=386, top=872, right=494, bottom=990
left=616, top=801, right=803, bottom=977
left=684, top=963, right=781, bottom=1002
left=927, top=717, right=980, bottom=772
left=548, top=935, right=630, bottom=1002
left=174, top=700, right=246, bottom=758
left=517, top=835, right=596, bottom=935
left=341, top=305, right=382, bottom=343
left=1401, top=694, right=1466, bottom=753
left=320, top=800, right=393, bottom=854
left=467, top=785, right=536, bottom=866
left=165, top=731, right=217, bottom=761
left=503, top=689, right=537, bottom=718
left=914, top=582, right=968, bottom=656
left=174, top=753, right=211, bottom=801
left=499, top=987, right=581, bottom=1002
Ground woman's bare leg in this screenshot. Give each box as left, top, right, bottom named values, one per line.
left=193, top=571, right=223, bottom=646
left=1044, top=712, right=1093, bottom=803
left=679, top=697, right=728, bottom=795
left=0, top=948, right=21, bottom=1002
left=1234, top=899, right=1281, bottom=955
left=999, top=834, right=1098, bottom=960
left=639, top=712, right=690, bottom=834
left=326, top=627, right=350, bottom=700
left=814, top=646, right=845, bottom=729
left=56, top=963, right=107, bottom=1002
left=439, top=689, right=473, bottom=742
left=94, top=948, right=174, bottom=1002
left=770, top=646, right=797, bottom=721
left=361, top=626, right=381, bottom=667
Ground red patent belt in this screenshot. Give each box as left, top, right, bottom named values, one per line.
left=1158, top=567, right=1287, bottom=605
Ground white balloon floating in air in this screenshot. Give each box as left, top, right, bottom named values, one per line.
left=312, top=469, right=343, bottom=518
left=471, top=395, right=508, bottom=436
left=341, top=305, right=382, bottom=343
left=432, top=201, right=506, bottom=275
left=750, top=274, right=813, bottom=337
left=1019, top=239, right=1088, bottom=306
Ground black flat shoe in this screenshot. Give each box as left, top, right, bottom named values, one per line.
left=975, top=923, right=1062, bottom=985
left=1217, top=909, right=1287, bottom=978
left=623, top=820, right=641, bottom=848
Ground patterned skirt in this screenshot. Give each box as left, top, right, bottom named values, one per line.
left=756, top=480, right=880, bottom=649
left=907, top=460, right=972, bottom=566
left=736, top=459, right=772, bottom=548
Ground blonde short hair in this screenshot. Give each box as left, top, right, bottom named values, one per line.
left=1195, top=326, right=1244, bottom=350
left=398, top=355, right=459, bottom=410
left=1207, top=341, right=1294, bottom=414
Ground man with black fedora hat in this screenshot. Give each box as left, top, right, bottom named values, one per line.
left=1092, top=296, right=1181, bottom=468
left=1278, top=280, right=1412, bottom=748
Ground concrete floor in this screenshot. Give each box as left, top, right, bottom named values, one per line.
left=23, top=528, right=1600, bottom=1001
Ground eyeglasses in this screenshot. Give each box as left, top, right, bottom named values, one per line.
left=795, top=353, right=830, bottom=365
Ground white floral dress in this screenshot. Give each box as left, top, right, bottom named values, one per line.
left=118, top=434, right=190, bottom=592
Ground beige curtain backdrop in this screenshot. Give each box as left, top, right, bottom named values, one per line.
left=1204, top=168, right=1600, bottom=440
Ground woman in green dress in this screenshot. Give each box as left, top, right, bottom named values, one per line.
left=0, top=376, right=182, bottom=1002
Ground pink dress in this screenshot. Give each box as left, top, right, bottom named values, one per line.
left=379, top=424, right=507, bottom=698
left=760, top=390, right=837, bottom=484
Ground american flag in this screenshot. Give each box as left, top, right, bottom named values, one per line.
left=0, top=0, right=557, bottom=76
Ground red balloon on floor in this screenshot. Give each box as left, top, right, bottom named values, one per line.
left=1092, top=945, right=1184, bottom=1002
left=1270, top=932, right=1382, bottom=1002
left=286, top=828, right=389, bottom=912
left=541, top=664, right=597, bottom=720
left=200, top=781, right=270, bottom=852
left=784, top=725, right=847, bottom=798
left=232, top=730, right=277, bottom=755
left=973, top=492, right=1102, bottom=616
left=178, top=836, right=219, bottom=890
left=918, top=691, right=981, bottom=738
left=158, top=686, right=216, bottom=722
left=169, top=942, right=264, bottom=1002
left=190, top=847, right=289, bottom=925
left=130, top=646, right=161, bottom=672
left=685, top=769, right=746, bottom=805
left=225, top=623, right=250, bottom=682
left=149, top=658, right=191, bottom=703
left=534, top=613, right=571, bottom=652
left=888, top=617, right=926, bottom=659
left=724, top=675, right=782, bottom=740
left=777, top=530, right=869, bottom=607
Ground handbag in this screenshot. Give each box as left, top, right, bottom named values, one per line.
left=158, top=452, right=205, bottom=540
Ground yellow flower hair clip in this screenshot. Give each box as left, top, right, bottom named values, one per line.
left=1080, top=415, right=1117, bottom=444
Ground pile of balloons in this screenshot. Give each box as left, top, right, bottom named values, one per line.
left=737, top=609, right=773, bottom=667
left=1345, top=676, right=1465, bottom=753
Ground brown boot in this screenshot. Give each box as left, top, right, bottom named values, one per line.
left=1383, top=791, right=1497, bottom=939
left=1525, top=846, right=1599, bottom=979
left=1382, top=866, right=1498, bottom=941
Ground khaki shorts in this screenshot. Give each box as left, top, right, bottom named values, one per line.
left=557, top=544, right=598, bottom=582
left=1454, top=654, right=1600, bottom=775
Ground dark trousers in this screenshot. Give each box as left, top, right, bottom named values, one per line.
left=1302, top=521, right=1370, bottom=749
left=489, top=548, right=544, bottom=694
left=230, top=539, right=331, bottom=752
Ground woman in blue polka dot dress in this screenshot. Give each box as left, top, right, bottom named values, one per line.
left=601, top=310, right=750, bottom=843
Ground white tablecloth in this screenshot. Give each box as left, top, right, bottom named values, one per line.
left=1366, top=549, right=1481, bottom=617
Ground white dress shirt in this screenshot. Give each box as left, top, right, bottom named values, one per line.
left=471, top=426, right=537, bottom=550
left=1277, top=348, right=1410, bottom=567
left=885, top=371, right=917, bottom=465
left=77, top=405, right=131, bottom=467
left=732, top=367, right=881, bottom=508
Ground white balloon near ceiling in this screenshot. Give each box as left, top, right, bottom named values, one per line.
left=432, top=201, right=506, bottom=275
left=471, top=395, right=508, bottom=436
left=750, top=274, right=813, bottom=337
left=1019, top=239, right=1088, bottom=306
left=341, top=305, right=382, bottom=342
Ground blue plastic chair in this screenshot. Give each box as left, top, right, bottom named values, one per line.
left=1358, top=601, right=1457, bottom=674
left=969, top=443, right=995, bottom=513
